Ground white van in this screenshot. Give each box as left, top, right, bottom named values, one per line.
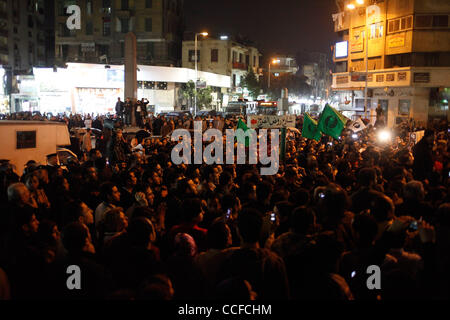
left=0, top=121, right=72, bottom=175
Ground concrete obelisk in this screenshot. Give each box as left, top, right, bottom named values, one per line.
left=124, top=32, right=137, bottom=127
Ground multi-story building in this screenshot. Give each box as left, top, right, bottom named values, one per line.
left=300, top=52, right=332, bottom=100
left=269, top=55, right=299, bottom=76
left=0, top=0, right=55, bottom=113
left=181, top=36, right=261, bottom=95
left=331, top=0, right=450, bottom=127
left=54, top=0, right=184, bottom=67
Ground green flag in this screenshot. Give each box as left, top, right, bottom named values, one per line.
left=302, top=113, right=322, bottom=141
left=318, top=104, right=347, bottom=139
left=236, top=118, right=250, bottom=147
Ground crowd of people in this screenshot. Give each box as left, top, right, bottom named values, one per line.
left=0, top=108, right=449, bottom=301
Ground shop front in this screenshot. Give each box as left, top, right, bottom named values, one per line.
left=332, top=67, right=450, bottom=128
left=10, top=63, right=231, bottom=115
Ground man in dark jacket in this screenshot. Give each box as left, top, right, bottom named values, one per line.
left=115, top=98, right=124, bottom=122
left=412, top=129, right=435, bottom=181
left=124, top=98, right=133, bottom=126
left=153, top=115, right=163, bottom=136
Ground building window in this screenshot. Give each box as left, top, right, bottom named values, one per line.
left=232, top=51, right=237, bottom=62
left=245, top=55, right=249, bottom=65
left=211, top=49, right=218, bottom=62
left=86, top=22, right=93, bottom=35
left=102, top=0, right=111, bottom=7
left=121, top=0, right=129, bottom=10
left=415, top=15, right=432, bottom=28
left=253, top=56, right=256, bottom=66
left=103, top=20, right=111, bottom=36
left=146, top=0, right=152, bottom=8
left=189, top=50, right=200, bottom=62
left=388, top=15, right=412, bottom=33
left=98, top=45, right=109, bottom=56
left=145, top=18, right=152, bottom=32
left=121, top=18, right=129, bottom=33
left=433, top=15, right=449, bottom=28
left=28, top=15, right=33, bottom=28
left=239, top=53, right=243, bottom=63
left=415, top=14, right=449, bottom=28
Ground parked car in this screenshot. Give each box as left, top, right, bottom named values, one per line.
left=196, top=110, right=219, bottom=118
left=57, top=147, right=79, bottom=165
left=166, top=111, right=192, bottom=119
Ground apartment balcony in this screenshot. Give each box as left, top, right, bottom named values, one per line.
left=232, top=62, right=247, bottom=70
left=331, top=66, right=450, bottom=90
left=0, top=11, right=7, bottom=20
left=0, top=28, right=7, bottom=38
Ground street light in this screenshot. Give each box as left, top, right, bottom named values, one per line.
left=346, top=2, right=380, bottom=120
left=194, top=32, right=208, bottom=116
left=268, top=58, right=280, bottom=89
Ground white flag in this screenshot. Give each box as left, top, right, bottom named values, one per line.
left=349, top=118, right=366, bottom=132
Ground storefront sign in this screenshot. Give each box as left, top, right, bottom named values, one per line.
left=196, top=80, right=207, bottom=89
left=336, top=76, right=349, bottom=84
left=388, top=34, right=405, bottom=48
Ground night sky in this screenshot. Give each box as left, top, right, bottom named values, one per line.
left=184, top=0, right=339, bottom=62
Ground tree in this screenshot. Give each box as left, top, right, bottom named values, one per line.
left=179, top=80, right=213, bottom=110
left=197, top=86, right=213, bottom=110
left=241, top=68, right=261, bottom=100
left=180, top=80, right=196, bottom=110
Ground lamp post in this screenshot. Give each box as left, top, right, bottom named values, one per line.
left=347, top=1, right=380, bottom=120
left=268, top=58, right=280, bottom=89
left=194, top=32, right=208, bottom=116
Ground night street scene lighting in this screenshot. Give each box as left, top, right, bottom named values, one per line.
left=0, top=0, right=449, bottom=315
